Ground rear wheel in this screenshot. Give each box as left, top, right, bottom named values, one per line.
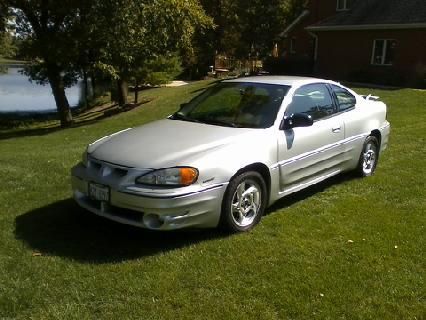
left=221, top=171, right=267, bottom=232
left=357, top=136, right=379, bottom=177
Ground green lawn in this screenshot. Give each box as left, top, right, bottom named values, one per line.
left=0, top=81, right=424, bottom=319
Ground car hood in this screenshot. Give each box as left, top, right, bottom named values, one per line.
left=89, top=119, right=260, bottom=168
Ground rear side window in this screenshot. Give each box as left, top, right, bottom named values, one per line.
left=332, top=85, right=356, bottom=112
left=285, top=83, right=335, bottom=120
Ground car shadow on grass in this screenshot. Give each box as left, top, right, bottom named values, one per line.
left=265, top=173, right=358, bottom=215
left=15, top=173, right=358, bottom=264
left=14, top=198, right=227, bottom=264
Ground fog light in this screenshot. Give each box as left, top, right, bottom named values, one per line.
left=143, top=214, right=163, bottom=229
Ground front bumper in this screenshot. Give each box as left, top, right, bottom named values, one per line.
left=71, top=164, right=227, bottom=230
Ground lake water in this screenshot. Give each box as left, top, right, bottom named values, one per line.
left=0, top=65, right=83, bottom=113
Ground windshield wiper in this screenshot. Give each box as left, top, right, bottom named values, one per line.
left=171, top=113, right=240, bottom=128
left=170, top=112, right=202, bottom=124
left=198, top=118, right=238, bottom=128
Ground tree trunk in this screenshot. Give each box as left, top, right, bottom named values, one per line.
left=83, top=69, right=89, bottom=109
left=48, top=70, right=73, bottom=127
left=91, top=72, right=97, bottom=96
left=117, top=78, right=128, bottom=106
left=134, top=81, right=139, bottom=104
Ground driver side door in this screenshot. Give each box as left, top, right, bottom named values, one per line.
left=277, top=83, right=345, bottom=193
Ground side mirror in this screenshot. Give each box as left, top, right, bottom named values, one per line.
left=178, top=102, right=188, bottom=111
left=280, top=113, right=313, bottom=130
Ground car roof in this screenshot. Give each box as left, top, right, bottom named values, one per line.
left=224, top=75, right=337, bottom=87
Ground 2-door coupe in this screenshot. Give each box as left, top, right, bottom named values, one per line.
left=71, top=76, right=390, bottom=232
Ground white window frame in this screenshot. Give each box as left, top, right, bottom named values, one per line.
left=371, top=39, right=396, bottom=66
left=336, top=0, right=348, bottom=11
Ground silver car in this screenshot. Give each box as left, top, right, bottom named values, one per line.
left=71, top=76, right=390, bottom=232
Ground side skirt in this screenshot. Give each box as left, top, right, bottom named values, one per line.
left=278, top=169, right=342, bottom=197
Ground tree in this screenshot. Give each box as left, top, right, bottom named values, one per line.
left=0, top=0, right=211, bottom=124
left=197, top=0, right=302, bottom=61
left=0, top=6, right=16, bottom=59
left=132, top=54, right=182, bottom=104
left=237, top=0, right=291, bottom=57
left=198, top=0, right=241, bottom=56
left=89, top=0, right=213, bottom=106
left=0, top=0, right=93, bottom=127
left=0, top=32, right=16, bottom=58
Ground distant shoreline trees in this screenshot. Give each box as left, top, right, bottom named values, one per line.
left=0, top=0, right=304, bottom=127
left=0, top=0, right=212, bottom=127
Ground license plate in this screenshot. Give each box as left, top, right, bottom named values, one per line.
left=88, top=183, right=110, bottom=202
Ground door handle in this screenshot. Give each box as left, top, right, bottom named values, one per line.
left=332, top=126, right=341, bottom=133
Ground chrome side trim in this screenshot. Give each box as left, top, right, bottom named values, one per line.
left=279, top=169, right=341, bottom=196
left=286, top=152, right=353, bottom=176
left=379, top=122, right=390, bottom=131
left=271, top=133, right=368, bottom=170
left=120, top=183, right=227, bottom=199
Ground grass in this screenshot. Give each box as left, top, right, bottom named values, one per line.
left=0, top=81, right=425, bottom=319
left=0, top=92, right=151, bottom=138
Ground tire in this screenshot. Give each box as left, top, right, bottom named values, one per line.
left=357, top=136, right=379, bottom=177
left=220, top=171, right=267, bottom=232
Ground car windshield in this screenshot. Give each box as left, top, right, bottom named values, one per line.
left=171, top=82, right=290, bottom=128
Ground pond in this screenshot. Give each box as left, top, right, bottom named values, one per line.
left=0, top=65, right=84, bottom=114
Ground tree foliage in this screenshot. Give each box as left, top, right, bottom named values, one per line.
left=0, top=0, right=307, bottom=127
left=136, top=55, right=183, bottom=87
left=89, top=0, right=212, bottom=105
left=0, top=0, right=212, bottom=126
left=0, top=5, right=16, bottom=58
left=196, top=0, right=306, bottom=64
left=237, top=0, right=294, bottom=57
left=0, top=32, right=16, bottom=58
left=0, top=0, right=95, bottom=126
left=131, top=54, right=182, bottom=104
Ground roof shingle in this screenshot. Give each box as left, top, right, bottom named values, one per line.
left=313, top=0, right=426, bottom=27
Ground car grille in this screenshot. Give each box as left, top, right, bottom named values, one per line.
left=109, top=205, right=144, bottom=222
left=88, top=157, right=129, bottom=179
left=85, top=198, right=144, bottom=222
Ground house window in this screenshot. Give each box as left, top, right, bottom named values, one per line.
left=290, top=38, right=296, bottom=54
left=336, top=0, right=348, bottom=11
left=371, top=39, right=396, bottom=66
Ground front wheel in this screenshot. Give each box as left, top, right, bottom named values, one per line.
left=220, top=171, right=267, bottom=232
left=357, top=136, right=379, bottom=177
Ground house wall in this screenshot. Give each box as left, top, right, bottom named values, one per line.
left=277, top=0, right=426, bottom=87
left=314, top=29, right=426, bottom=87
left=279, top=0, right=341, bottom=74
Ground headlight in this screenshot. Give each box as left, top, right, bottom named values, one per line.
left=136, top=167, right=198, bottom=187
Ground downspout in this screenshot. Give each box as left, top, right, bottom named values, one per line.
left=308, top=31, right=319, bottom=74
left=308, top=31, right=318, bottom=61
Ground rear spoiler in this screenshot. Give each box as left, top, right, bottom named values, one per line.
left=361, top=94, right=380, bottom=101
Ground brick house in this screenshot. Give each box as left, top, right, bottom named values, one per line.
left=279, top=0, right=426, bottom=87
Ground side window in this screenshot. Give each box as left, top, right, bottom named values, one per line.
left=285, top=83, right=335, bottom=120
left=331, top=85, right=356, bottom=112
